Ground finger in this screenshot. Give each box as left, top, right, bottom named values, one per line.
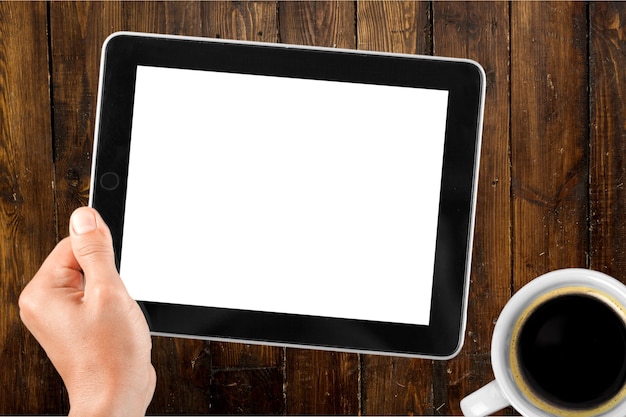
left=69, top=207, right=120, bottom=287
left=19, top=238, right=83, bottom=332
left=23, top=238, right=84, bottom=295
left=37, top=237, right=80, bottom=276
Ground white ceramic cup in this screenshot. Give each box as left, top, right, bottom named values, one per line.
left=460, top=268, right=626, bottom=417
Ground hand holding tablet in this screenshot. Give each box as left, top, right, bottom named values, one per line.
left=19, top=207, right=156, bottom=417
left=90, top=32, right=485, bottom=358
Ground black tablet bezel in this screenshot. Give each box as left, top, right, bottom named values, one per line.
left=90, top=32, right=485, bottom=358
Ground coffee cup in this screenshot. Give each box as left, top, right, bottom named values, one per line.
left=460, top=268, right=626, bottom=417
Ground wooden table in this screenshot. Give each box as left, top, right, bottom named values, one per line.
left=1, top=1, right=624, bottom=414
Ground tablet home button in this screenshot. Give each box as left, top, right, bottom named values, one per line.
left=100, top=172, right=120, bottom=190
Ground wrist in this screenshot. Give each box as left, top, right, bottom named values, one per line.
left=62, top=356, right=155, bottom=417
left=68, top=400, right=147, bottom=417
left=66, top=382, right=148, bottom=417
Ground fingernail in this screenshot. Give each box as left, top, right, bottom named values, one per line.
left=71, top=209, right=97, bottom=235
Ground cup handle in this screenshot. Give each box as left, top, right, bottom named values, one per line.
left=460, top=380, right=511, bottom=417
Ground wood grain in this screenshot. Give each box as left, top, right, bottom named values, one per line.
left=0, top=2, right=61, bottom=413
left=357, top=1, right=431, bottom=54
left=589, top=3, right=626, bottom=281
left=205, top=1, right=278, bottom=42
left=511, top=1, right=589, bottom=287
left=50, top=1, right=115, bottom=235
left=363, top=356, right=434, bottom=415
left=2, top=1, right=625, bottom=414
left=285, top=350, right=360, bottom=414
left=209, top=343, right=284, bottom=414
left=279, top=1, right=356, bottom=48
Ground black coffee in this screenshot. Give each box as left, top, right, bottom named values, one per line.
left=517, top=294, right=626, bottom=409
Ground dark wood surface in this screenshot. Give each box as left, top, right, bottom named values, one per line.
left=0, top=1, right=624, bottom=414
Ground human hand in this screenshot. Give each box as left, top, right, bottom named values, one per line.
left=19, top=207, right=156, bottom=417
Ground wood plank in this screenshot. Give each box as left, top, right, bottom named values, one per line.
left=209, top=342, right=284, bottom=414
left=279, top=1, right=356, bottom=48
left=431, top=2, right=512, bottom=415
left=146, top=337, right=212, bottom=413
left=357, top=1, right=431, bottom=54
left=204, top=1, right=279, bottom=42
left=363, top=356, right=434, bottom=415
left=277, top=2, right=361, bottom=414
left=510, top=2, right=589, bottom=287
left=589, top=3, right=626, bottom=280
left=50, top=1, right=124, bottom=236
left=0, top=2, right=61, bottom=413
left=285, top=350, right=360, bottom=414
left=357, top=2, right=434, bottom=415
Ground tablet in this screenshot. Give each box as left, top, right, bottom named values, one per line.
left=90, top=32, right=485, bottom=359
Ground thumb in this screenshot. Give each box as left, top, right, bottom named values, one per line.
left=69, top=207, right=119, bottom=281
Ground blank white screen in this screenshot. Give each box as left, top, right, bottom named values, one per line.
left=121, top=65, right=448, bottom=326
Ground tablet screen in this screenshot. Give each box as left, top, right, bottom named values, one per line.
left=122, top=66, right=449, bottom=326
left=90, top=33, right=485, bottom=358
